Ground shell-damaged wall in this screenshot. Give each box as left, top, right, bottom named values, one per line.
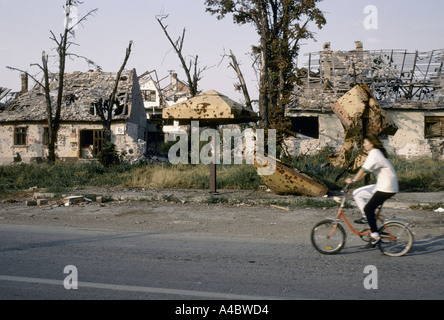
left=0, top=123, right=145, bottom=164
left=284, top=109, right=444, bottom=160
left=387, top=110, right=444, bottom=159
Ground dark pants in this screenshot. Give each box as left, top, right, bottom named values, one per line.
left=364, top=191, right=396, bottom=233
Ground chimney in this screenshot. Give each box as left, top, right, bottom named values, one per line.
left=323, top=42, right=331, bottom=52
left=171, top=73, right=178, bottom=90
left=21, top=73, right=28, bottom=94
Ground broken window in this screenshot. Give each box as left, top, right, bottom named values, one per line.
left=142, top=90, right=157, bottom=102
left=113, top=102, right=124, bottom=116
left=425, top=117, right=444, bottom=138
left=43, top=127, right=49, bottom=146
left=290, top=117, right=319, bottom=139
left=14, top=127, right=27, bottom=146
left=89, top=105, right=99, bottom=116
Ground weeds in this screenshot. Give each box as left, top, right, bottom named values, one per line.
left=409, top=203, right=444, bottom=211
left=0, top=150, right=442, bottom=195
left=290, top=147, right=444, bottom=192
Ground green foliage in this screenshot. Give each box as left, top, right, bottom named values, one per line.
left=97, top=142, right=126, bottom=167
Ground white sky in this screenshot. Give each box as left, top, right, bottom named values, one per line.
left=1, top=0, right=443, bottom=103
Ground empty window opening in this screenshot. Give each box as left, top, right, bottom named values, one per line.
left=425, top=117, right=444, bottom=138
left=290, top=117, right=319, bottom=139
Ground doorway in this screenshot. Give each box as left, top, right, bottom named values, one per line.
left=80, top=130, right=104, bottom=158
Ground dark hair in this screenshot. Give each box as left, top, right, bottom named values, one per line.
left=365, top=134, right=388, bottom=158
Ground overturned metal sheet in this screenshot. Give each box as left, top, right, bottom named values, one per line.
left=253, top=155, right=328, bottom=197
left=328, top=84, right=398, bottom=168
left=162, top=90, right=260, bottom=125
left=330, top=84, right=371, bottom=131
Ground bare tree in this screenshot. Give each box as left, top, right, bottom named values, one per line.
left=93, top=41, right=133, bottom=144
left=156, top=14, right=209, bottom=97
left=7, top=1, right=98, bottom=163
left=222, top=49, right=253, bottom=111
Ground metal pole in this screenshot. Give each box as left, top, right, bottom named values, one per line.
left=209, top=124, right=218, bottom=194
left=210, top=161, right=217, bottom=194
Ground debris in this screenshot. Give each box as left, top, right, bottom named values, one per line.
left=176, top=196, right=186, bottom=204
left=26, top=200, right=38, bottom=206
left=328, top=84, right=398, bottom=169
left=270, top=205, right=291, bottom=211
left=34, top=192, right=56, bottom=198
left=63, top=196, right=86, bottom=206
left=434, top=207, right=444, bottom=213
left=2, top=198, right=18, bottom=204
left=253, top=154, right=328, bottom=197
left=37, top=199, right=48, bottom=206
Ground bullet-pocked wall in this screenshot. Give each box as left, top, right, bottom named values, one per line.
left=0, top=122, right=146, bottom=164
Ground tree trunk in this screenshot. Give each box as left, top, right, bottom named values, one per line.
left=258, top=13, right=269, bottom=129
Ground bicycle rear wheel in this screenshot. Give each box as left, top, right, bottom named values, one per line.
left=378, top=222, right=413, bottom=257
left=311, top=220, right=346, bottom=254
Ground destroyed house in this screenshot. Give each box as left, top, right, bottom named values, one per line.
left=286, top=42, right=444, bottom=159
left=0, top=69, right=148, bottom=164
left=139, top=72, right=192, bottom=152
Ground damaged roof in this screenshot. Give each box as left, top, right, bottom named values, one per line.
left=291, top=45, right=444, bottom=112
left=0, top=69, right=136, bottom=123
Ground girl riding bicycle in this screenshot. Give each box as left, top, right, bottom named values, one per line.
left=345, top=134, right=399, bottom=249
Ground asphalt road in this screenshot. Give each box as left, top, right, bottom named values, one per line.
left=0, top=223, right=443, bottom=301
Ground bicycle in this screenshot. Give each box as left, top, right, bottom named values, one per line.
left=311, top=184, right=414, bottom=257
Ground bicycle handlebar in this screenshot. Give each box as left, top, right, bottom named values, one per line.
left=341, top=183, right=351, bottom=193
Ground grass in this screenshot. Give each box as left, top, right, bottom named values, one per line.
left=122, top=163, right=262, bottom=190
left=0, top=161, right=261, bottom=195
left=0, top=150, right=442, bottom=196
left=391, top=157, right=444, bottom=192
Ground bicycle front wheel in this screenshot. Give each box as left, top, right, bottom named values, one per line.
left=378, top=222, right=413, bottom=257
left=311, top=220, right=346, bottom=254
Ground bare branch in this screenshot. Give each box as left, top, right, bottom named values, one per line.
left=157, top=15, right=210, bottom=97
left=66, top=7, right=99, bottom=34
left=107, top=40, right=133, bottom=120
left=66, top=52, right=101, bottom=69
left=178, top=28, right=186, bottom=53
left=228, top=50, right=253, bottom=110
left=6, top=66, right=45, bottom=90
left=49, top=31, right=61, bottom=48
